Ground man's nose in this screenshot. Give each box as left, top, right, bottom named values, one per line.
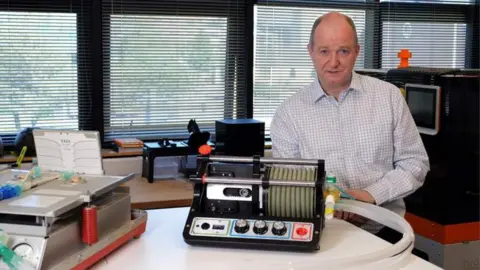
left=328, top=53, right=340, bottom=66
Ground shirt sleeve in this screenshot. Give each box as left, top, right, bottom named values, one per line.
left=270, top=104, right=301, bottom=159
left=364, top=86, right=430, bottom=206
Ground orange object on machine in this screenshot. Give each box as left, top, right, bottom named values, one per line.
left=82, top=205, right=98, bottom=245
left=199, top=144, right=212, bottom=155
left=397, top=49, right=412, bottom=68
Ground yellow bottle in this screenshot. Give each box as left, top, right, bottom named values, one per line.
left=324, top=173, right=341, bottom=202
left=324, top=194, right=335, bottom=220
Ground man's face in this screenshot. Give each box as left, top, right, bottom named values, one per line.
left=308, top=19, right=359, bottom=91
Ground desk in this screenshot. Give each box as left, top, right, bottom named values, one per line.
left=125, top=176, right=193, bottom=209
left=91, top=207, right=442, bottom=270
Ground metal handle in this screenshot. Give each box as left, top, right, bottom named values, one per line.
left=191, top=176, right=318, bottom=187
left=204, top=155, right=322, bottom=166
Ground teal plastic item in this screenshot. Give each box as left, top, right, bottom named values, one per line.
left=334, top=185, right=356, bottom=200
left=30, top=166, right=42, bottom=179
left=60, top=171, right=75, bottom=181
left=0, top=242, right=23, bottom=270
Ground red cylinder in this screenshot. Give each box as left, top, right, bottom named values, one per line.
left=82, top=205, right=98, bottom=245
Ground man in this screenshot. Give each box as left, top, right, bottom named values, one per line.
left=269, top=12, right=430, bottom=241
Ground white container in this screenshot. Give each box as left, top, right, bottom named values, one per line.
left=153, top=156, right=183, bottom=179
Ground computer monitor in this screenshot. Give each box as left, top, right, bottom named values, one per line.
left=405, top=83, right=441, bottom=136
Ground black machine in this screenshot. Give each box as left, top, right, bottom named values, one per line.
left=355, top=68, right=388, bottom=81
left=383, top=67, right=479, bottom=226
left=215, top=119, right=265, bottom=157
left=183, top=153, right=326, bottom=251
left=380, top=67, right=480, bottom=268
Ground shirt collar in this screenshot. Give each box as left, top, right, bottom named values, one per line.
left=308, top=71, right=363, bottom=104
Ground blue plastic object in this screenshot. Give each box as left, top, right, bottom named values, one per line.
left=0, top=184, right=22, bottom=201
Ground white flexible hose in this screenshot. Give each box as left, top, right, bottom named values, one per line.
left=266, top=199, right=416, bottom=270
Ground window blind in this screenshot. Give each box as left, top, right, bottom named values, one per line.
left=380, top=0, right=476, bottom=4
left=101, top=0, right=248, bottom=141
left=253, top=3, right=367, bottom=133
left=380, top=1, right=471, bottom=68
left=0, top=1, right=92, bottom=145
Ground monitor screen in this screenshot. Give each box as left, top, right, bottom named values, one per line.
left=405, top=83, right=441, bottom=135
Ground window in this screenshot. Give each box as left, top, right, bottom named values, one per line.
left=0, top=11, right=78, bottom=141
left=382, top=21, right=467, bottom=68
left=379, top=1, right=471, bottom=69
left=102, top=1, right=248, bottom=141
left=253, top=5, right=366, bottom=132
left=106, top=15, right=228, bottom=139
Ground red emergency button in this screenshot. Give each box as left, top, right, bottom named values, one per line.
left=296, top=227, right=308, bottom=236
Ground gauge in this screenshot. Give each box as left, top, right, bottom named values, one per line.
left=13, top=243, right=35, bottom=264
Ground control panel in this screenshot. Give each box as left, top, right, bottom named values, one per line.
left=189, top=217, right=314, bottom=242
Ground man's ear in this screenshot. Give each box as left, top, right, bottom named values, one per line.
left=355, top=44, right=360, bottom=56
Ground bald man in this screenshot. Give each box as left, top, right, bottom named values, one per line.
left=270, top=12, right=430, bottom=241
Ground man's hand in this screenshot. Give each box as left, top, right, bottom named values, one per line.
left=346, top=189, right=376, bottom=204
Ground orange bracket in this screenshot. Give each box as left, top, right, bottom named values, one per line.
left=397, top=49, right=412, bottom=68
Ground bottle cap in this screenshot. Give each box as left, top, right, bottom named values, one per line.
left=326, top=172, right=336, bottom=184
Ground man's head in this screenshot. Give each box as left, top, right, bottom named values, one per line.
left=307, top=12, right=360, bottom=95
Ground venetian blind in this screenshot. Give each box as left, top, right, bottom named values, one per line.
left=0, top=0, right=92, bottom=145
left=101, top=0, right=248, bottom=141
left=380, top=0, right=473, bottom=68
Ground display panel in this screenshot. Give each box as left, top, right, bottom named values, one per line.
left=405, top=83, right=441, bottom=135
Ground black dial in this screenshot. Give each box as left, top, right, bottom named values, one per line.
left=253, top=220, right=268, bottom=235
left=234, top=219, right=249, bottom=234
left=272, top=221, right=287, bottom=236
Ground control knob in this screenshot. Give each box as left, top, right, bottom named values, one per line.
left=253, top=220, right=268, bottom=235
left=272, top=221, right=287, bottom=236
left=234, top=219, right=249, bottom=234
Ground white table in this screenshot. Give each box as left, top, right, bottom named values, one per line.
left=91, top=207, right=442, bottom=270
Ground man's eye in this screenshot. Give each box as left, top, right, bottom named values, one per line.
left=319, top=50, right=329, bottom=55
left=339, top=49, right=350, bottom=55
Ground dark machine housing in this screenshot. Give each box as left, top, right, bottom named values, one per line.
left=183, top=153, right=326, bottom=252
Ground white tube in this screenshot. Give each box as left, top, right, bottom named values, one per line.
left=264, top=199, right=416, bottom=270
